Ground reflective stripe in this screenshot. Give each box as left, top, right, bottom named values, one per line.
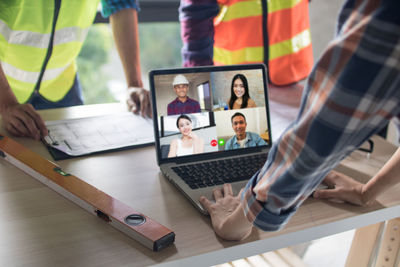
left=42, top=64, right=71, bottom=81
left=0, top=1, right=100, bottom=103
left=269, top=29, right=311, bottom=60
left=53, top=27, right=89, bottom=45
left=269, top=44, right=313, bottom=85
left=1, top=61, right=70, bottom=83
left=213, top=29, right=311, bottom=64
left=216, top=0, right=301, bottom=23
left=1, top=61, right=39, bottom=84
left=216, top=0, right=262, bottom=23
left=214, top=46, right=264, bottom=65
left=5, top=60, right=77, bottom=103
left=213, top=0, right=312, bottom=85
left=39, top=62, right=77, bottom=102
left=0, top=20, right=89, bottom=49
left=267, top=0, right=302, bottom=13
left=214, top=16, right=263, bottom=51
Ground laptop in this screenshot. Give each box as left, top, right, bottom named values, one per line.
left=149, top=64, right=272, bottom=214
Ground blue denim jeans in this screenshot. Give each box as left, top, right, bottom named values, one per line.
left=29, top=74, right=84, bottom=110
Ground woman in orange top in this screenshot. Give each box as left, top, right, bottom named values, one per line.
left=228, top=74, right=257, bottom=110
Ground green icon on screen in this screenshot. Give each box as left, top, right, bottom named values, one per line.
left=218, top=139, right=225, bottom=146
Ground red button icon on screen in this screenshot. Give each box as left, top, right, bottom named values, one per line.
left=210, top=139, right=218, bottom=147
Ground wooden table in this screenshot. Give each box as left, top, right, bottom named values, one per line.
left=0, top=103, right=399, bottom=267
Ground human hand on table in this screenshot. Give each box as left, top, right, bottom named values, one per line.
left=313, top=170, right=370, bottom=206
left=127, top=87, right=152, bottom=118
left=199, top=183, right=253, bottom=241
left=0, top=103, right=48, bottom=140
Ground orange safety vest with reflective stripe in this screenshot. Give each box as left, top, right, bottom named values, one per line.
left=0, top=0, right=99, bottom=103
left=213, top=0, right=313, bottom=86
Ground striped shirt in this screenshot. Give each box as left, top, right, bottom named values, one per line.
left=241, top=0, right=400, bottom=231
left=101, top=0, right=139, bottom=17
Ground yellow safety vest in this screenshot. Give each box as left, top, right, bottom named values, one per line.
left=213, top=0, right=313, bottom=85
left=0, top=0, right=99, bottom=103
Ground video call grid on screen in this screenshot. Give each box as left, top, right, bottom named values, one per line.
left=149, top=65, right=271, bottom=162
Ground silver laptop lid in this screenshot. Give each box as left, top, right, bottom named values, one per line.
left=149, top=64, right=272, bottom=166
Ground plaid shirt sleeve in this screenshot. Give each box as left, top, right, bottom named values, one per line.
left=241, top=0, right=400, bottom=231
left=101, top=0, right=139, bottom=18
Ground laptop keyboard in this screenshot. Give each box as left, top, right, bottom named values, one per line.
left=171, top=153, right=268, bottom=189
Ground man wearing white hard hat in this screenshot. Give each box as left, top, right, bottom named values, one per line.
left=167, top=74, right=201, bottom=115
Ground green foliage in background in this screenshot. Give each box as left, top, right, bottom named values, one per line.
left=77, top=22, right=182, bottom=104
left=77, top=24, right=115, bottom=104
left=139, top=23, right=182, bottom=74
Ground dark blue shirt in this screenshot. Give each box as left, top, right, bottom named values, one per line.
left=167, top=97, right=201, bottom=115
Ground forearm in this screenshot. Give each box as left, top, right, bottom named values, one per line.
left=0, top=65, right=19, bottom=112
left=0, top=64, right=47, bottom=138
left=110, top=8, right=142, bottom=88
left=362, top=147, right=400, bottom=203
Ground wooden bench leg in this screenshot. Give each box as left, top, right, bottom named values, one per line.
left=374, top=218, right=400, bottom=267
left=345, top=222, right=384, bottom=267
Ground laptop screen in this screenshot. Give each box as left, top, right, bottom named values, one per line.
left=149, top=64, right=272, bottom=164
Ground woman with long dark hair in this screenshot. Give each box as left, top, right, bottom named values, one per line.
left=228, top=74, right=257, bottom=109
left=168, top=114, right=204, bottom=157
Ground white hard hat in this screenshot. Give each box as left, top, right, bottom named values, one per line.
left=172, top=74, right=189, bottom=86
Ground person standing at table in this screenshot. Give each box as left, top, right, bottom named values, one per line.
left=198, top=0, right=400, bottom=240
left=179, top=0, right=313, bottom=86
left=0, top=0, right=151, bottom=141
